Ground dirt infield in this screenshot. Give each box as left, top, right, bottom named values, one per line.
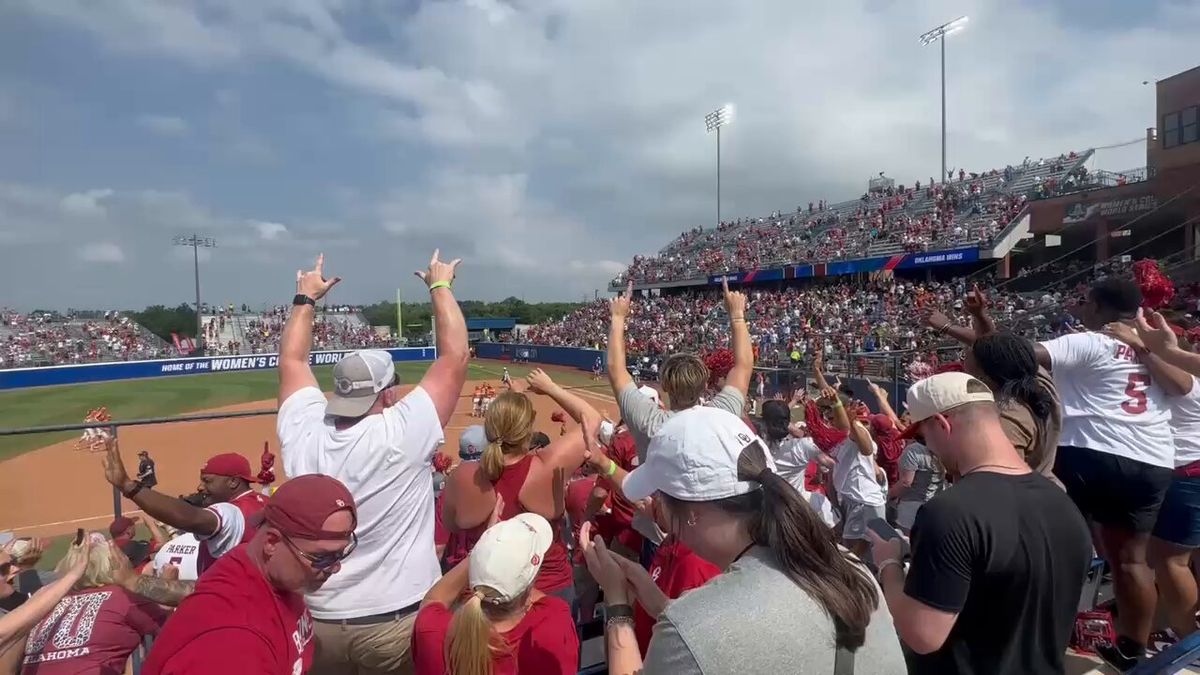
left=0, top=370, right=620, bottom=538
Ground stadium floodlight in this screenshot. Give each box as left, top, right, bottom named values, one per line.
left=705, top=104, right=735, bottom=226
left=172, top=234, right=217, bottom=353
left=919, top=16, right=968, bottom=185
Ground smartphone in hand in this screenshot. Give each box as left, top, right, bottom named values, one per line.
left=867, top=518, right=910, bottom=559
left=74, top=528, right=84, bottom=546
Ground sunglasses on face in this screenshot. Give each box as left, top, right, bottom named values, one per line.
left=279, top=531, right=358, bottom=571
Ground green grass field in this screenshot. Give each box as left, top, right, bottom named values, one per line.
left=0, top=360, right=604, bottom=461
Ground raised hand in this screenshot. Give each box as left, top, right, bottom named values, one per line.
left=525, top=368, right=555, bottom=395
left=101, top=435, right=134, bottom=493
left=414, top=249, right=462, bottom=289
left=1137, top=310, right=1179, bottom=353
left=296, top=254, right=342, bottom=301
left=924, top=308, right=951, bottom=331
left=722, top=277, right=747, bottom=319
left=611, top=280, right=634, bottom=320
left=964, top=284, right=989, bottom=315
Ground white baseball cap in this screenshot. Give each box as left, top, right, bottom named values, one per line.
left=900, top=372, right=996, bottom=439
left=327, top=350, right=396, bottom=418
left=469, top=513, right=553, bottom=603
left=598, top=420, right=616, bottom=446
left=623, top=407, right=775, bottom=502
left=638, top=385, right=661, bottom=406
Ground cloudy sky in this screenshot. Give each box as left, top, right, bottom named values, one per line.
left=1, top=0, right=1196, bottom=310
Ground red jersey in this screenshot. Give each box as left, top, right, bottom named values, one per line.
left=594, top=431, right=642, bottom=553
left=565, top=475, right=600, bottom=565
left=140, top=545, right=314, bottom=675
left=633, top=538, right=721, bottom=655
left=412, top=596, right=578, bottom=675
left=22, top=586, right=167, bottom=675
left=434, top=492, right=481, bottom=569
left=492, top=456, right=572, bottom=593
left=196, top=490, right=268, bottom=575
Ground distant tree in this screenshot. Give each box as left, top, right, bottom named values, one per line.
left=131, top=304, right=196, bottom=341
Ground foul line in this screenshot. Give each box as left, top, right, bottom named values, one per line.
left=6, top=510, right=144, bottom=533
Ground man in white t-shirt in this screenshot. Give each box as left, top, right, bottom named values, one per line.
left=277, top=252, right=468, bottom=675
left=1034, top=277, right=1192, bottom=670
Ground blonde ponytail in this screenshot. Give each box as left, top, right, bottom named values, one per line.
left=447, top=593, right=496, bottom=675
left=481, top=392, right=535, bottom=481
left=482, top=441, right=506, bottom=482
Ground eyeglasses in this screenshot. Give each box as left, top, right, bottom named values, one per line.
left=279, top=531, right=358, bottom=571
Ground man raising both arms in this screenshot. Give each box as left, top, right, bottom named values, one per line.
left=277, top=252, right=468, bottom=674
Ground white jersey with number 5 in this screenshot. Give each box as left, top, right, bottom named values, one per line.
left=1041, top=331, right=1174, bottom=468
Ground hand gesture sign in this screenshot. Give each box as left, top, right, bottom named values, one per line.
left=1103, top=321, right=1145, bottom=350
left=296, top=254, right=342, bottom=301
left=415, top=249, right=462, bottom=289
left=611, top=280, right=634, bottom=320
left=722, top=277, right=747, bottom=319
left=964, top=284, right=989, bottom=315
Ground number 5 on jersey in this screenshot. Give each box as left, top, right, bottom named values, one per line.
left=1122, top=373, right=1152, bottom=415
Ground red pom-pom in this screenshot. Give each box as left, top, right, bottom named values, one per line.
left=432, top=453, right=453, bottom=473
left=703, top=349, right=735, bottom=387
left=1133, top=259, right=1175, bottom=310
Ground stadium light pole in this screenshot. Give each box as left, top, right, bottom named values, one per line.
left=705, top=104, right=735, bottom=226
left=920, top=16, right=968, bottom=184
left=172, top=234, right=217, bottom=350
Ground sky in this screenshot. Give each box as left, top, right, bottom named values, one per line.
left=0, top=0, right=1197, bottom=311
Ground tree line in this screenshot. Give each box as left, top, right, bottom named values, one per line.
left=128, top=297, right=585, bottom=342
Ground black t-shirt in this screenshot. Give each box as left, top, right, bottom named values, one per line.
left=138, top=458, right=157, bottom=488
left=904, top=471, right=1091, bottom=675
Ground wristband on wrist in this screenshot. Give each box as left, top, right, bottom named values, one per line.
left=428, top=280, right=452, bottom=292
left=293, top=294, right=316, bottom=307
left=122, top=482, right=144, bottom=500
left=606, top=459, right=618, bottom=477
left=876, top=559, right=903, bottom=578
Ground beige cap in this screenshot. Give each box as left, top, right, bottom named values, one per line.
left=901, top=372, right=995, bottom=438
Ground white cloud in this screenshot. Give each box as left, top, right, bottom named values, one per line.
left=60, top=189, right=114, bottom=218
left=77, top=242, right=125, bottom=263
left=136, top=114, right=190, bottom=137
left=250, top=220, right=288, bottom=240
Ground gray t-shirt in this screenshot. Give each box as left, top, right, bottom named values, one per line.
left=618, top=383, right=746, bottom=461
left=644, top=546, right=906, bottom=674
left=899, top=442, right=944, bottom=504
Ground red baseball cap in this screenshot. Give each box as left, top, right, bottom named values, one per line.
left=869, top=414, right=895, bottom=435
left=264, top=475, right=357, bottom=540
left=200, top=453, right=255, bottom=482
left=108, top=516, right=135, bottom=538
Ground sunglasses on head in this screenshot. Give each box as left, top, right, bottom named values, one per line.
left=279, top=531, right=358, bottom=571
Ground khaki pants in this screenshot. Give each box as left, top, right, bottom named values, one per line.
left=310, top=611, right=417, bottom=675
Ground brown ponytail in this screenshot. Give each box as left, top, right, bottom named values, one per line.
left=481, top=392, right=535, bottom=481
left=663, top=440, right=879, bottom=650
left=446, top=588, right=525, bottom=675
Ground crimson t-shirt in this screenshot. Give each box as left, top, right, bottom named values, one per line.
left=594, top=432, right=642, bottom=553
left=434, top=492, right=482, bottom=569
left=411, top=595, right=579, bottom=675
left=565, top=475, right=600, bottom=565
left=22, top=585, right=167, bottom=675
left=140, top=545, right=314, bottom=675
left=633, top=538, right=721, bottom=655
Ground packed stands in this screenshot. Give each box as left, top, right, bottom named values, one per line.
left=613, top=150, right=1092, bottom=285
left=0, top=310, right=171, bottom=369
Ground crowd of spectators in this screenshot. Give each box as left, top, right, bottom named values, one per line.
left=0, top=310, right=168, bottom=369
left=614, top=151, right=1090, bottom=286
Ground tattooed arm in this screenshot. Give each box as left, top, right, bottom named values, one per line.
left=122, top=574, right=195, bottom=607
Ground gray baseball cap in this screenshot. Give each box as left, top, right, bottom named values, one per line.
left=459, top=425, right=488, bottom=461
left=327, top=350, right=396, bottom=418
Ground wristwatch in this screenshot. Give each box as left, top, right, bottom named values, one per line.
left=605, top=603, right=635, bottom=628
left=121, top=481, right=144, bottom=500
left=293, top=294, right=316, bottom=307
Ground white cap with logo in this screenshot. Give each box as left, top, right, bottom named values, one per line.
left=469, top=513, right=553, bottom=603
left=623, top=406, right=775, bottom=502
left=327, top=350, right=396, bottom=418
left=900, top=372, right=996, bottom=438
